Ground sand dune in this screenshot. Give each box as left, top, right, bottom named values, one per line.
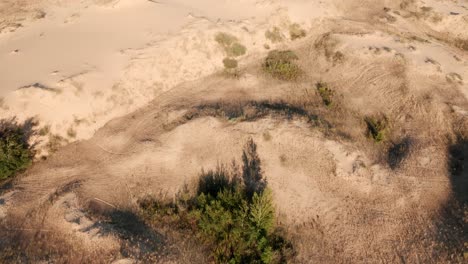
left=0, top=0, right=467, bottom=263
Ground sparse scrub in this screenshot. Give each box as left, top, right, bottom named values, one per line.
left=314, top=33, right=343, bottom=62
left=228, top=42, right=247, bottom=57
left=0, top=119, right=35, bottom=180
left=67, top=127, right=77, bottom=138
left=215, top=32, right=237, bottom=47
left=364, top=115, right=388, bottom=143
left=263, top=50, right=301, bottom=81
left=38, top=125, right=50, bottom=136
left=265, top=27, right=283, bottom=43
left=316, top=82, right=334, bottom=107
left=289, top=23, right=306, bottom=40
left=223, top=57, right=238, bottom=69
left=140, top=139, right=293, bottom=263
left=215, top=32, right=247, bottom=57
left=46, top=134, right=66, bottom=153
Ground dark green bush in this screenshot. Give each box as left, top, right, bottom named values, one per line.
left=140, top=139, right=293, bottom=263
left=0, top=119, right=35, bottom=180
left=263, top=50, right=301, bottom=81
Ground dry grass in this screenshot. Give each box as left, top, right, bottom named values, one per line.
left=222, top=57, right=238, bottom=69
left=2, top=15, right=468, bottom=263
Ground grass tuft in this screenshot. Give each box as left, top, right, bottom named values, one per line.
left=228, top=42, right=247, bottom=57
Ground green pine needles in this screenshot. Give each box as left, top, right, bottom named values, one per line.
left=140, top=138, right=293, bottom=263
left=0, top=119, right=35, bottom=180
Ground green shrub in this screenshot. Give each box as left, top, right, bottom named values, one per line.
left=316, top=82, right=334, bottom=107
left=215, top=32, right=247, bottom=58
left=196, top=188, right=277, bottom=263
left=140, top=139, right=293, bottom=263
left=228, top=43, right=247, bottom=57
left=263, top=50, right=301, bottom=81
left=0, top=119, right=35, bottom=180
left=364, top=115, right=388, bottom=142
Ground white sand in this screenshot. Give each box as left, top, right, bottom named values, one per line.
left=0, top=0, right=329, bottom=153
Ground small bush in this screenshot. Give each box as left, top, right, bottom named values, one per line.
left=316, top=82, right=334, bottom=107
left=228, top=43, right=247, bottom=57
left=223, top=58, right=238, bottom=69
left=289, top=23, right=306, bottom=40
left=38, top=125, right=50, bottom=136
left=0, top=119, right=35, bottom=180
left=364, top=115, right=388, bottom=143
left=215, top=32, right=237, bottom=48
left=265, top=27, right=283, bottom=43
left=263, top=50, right=301, bottom=81
left=140, top=139, right=293, bottom=263
left=215, top=32, right=247, bottom=57
left=67, top=127, right=76, bottom=138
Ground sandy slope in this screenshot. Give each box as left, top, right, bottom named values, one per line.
left=0, top=0, right=278, bottom=151
left=0, top=0, right=467, bottom=263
